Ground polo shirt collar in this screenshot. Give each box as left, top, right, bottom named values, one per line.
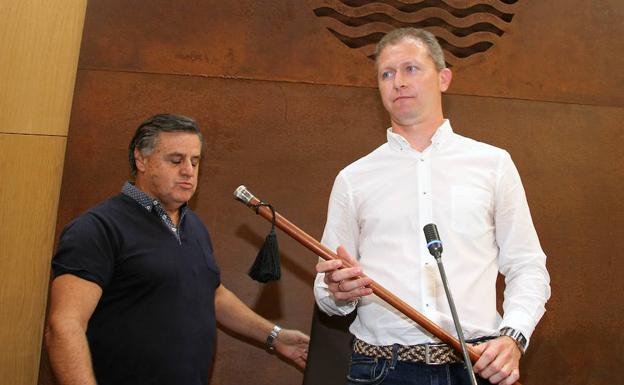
left=121, top=181, right=188, bottom=216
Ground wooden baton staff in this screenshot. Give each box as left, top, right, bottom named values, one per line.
left=234, top=185, right=521, bottom=385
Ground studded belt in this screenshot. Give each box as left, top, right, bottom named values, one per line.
left=353, top=338, right=463, bottom=365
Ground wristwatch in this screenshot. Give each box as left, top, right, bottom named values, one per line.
left=266, top=324, right=282, bottom=352
left=499, top=327, right=527, bottom=355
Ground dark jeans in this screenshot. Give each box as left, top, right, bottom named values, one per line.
left=346, top=352, right=490, bottom=385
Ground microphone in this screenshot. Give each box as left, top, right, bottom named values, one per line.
left=422, top=223, right=478, bottom=385
left=423, top=223, right=443, bottom=258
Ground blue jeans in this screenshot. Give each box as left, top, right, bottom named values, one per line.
left=346, top=352, right=490, bottom=385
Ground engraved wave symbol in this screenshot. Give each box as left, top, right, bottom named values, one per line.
left=313, top=0, right=520, bottom=67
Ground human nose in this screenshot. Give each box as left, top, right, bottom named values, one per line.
left=180, top=159, right=193, bottom=176
left=393, top=71, right=405, bottom=90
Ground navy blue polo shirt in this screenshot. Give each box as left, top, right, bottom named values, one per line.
left=52, top=193, right=221, bottom=385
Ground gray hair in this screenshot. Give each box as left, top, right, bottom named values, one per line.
left=374, top=28, right=446, bottom=71
left=128, top=113, right=204, bottom=177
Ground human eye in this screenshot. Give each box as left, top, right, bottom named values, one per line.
left=406, top=65, right=419, bottom=73
left=191, top=157, right=200, bottom=167
left=380, top=70, right=394, bottom=80
left=168, top=155, right=183, bottom=164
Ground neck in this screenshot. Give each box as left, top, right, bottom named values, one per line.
left=392, top=116, right=444, bottom=152
left=134, top=178, right=182, bottom=225
left=167, top=208, right=180, bottom=226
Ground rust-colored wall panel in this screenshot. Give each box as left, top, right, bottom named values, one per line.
left=40, top=1, right=624, bottom=384
left=46, top=69, right=387, bottom=385
left=55, top=70, right=387, bottom=226
left=78, top=0, right=622, bottom=106
left=303, top=95, right=624, bottom=385
left=78, top=0, right=376, bottom=87
left=443, top=96, right=624, bottom=385
left=46, top=68, right=624, bottom=384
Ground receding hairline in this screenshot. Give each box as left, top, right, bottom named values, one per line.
left=375, top=36, right=429, bottom=65
left=374, top=28, right=447, bottom=71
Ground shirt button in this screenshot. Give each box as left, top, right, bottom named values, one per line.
left=423, top=191, right=427, bottom=195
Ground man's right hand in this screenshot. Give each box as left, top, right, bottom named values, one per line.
left=315, top=246, right=373, bottom=302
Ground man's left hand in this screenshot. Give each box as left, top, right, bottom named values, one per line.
left=471, top=336, right=521, bottom=384
left=274, top=329, right=310, bottom=369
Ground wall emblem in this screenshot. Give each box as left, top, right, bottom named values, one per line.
left=313, top=0, right=520, bottom=67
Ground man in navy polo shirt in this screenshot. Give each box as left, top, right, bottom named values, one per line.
left=45, top=114, right=309, bottom=385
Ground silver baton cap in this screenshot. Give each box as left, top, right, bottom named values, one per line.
left=234, top=185, right=254, bottom=204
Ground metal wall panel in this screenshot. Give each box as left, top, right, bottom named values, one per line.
left=77, top=0, right=623, bottom=106
left=40, top=1, right=624, bottom=384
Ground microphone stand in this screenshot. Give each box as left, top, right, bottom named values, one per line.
left=425, top=224, right=478, bottom=385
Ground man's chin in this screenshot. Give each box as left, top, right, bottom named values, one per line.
left=172, top=192, right=195, bottom=205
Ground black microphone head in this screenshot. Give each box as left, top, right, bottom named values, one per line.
left=423, top=223, right=443, bottom=257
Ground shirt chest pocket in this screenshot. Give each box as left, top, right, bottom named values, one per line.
left=450, top=186, right=493, bottom=237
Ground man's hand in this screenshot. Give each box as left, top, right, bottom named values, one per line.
left=315, top=246, right=373, bottom=302
left=472, top=336, right=522, bottom=384
left=273, top=329, right=310, bottom=369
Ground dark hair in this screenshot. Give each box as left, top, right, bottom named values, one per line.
left=128, top=113, right=204, bottom=177
left=374, top=28, right=446, bottom=71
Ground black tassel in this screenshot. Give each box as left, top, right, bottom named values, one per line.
left=248, top=203, right=281, bottom=283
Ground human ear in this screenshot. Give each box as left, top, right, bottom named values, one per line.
left=439, top=68, right=453, bottom=92
left=134, top=148, right=147, bottom=172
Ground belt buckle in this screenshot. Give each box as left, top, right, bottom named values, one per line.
left=425, top=344, right=432, bottom=365
left=424, top=342, right=446, bottom=365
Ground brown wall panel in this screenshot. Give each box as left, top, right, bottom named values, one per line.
left=304, top=95, right=624, bottom=385
left=443, top=96, right=624, bottom=384
left=40, top=1, right=624, bottom=384
left=47, top=69, right=387, bottom=385
left=77, top=0, right=622, bottom=106
left=47, top=67, right=624, bottom=384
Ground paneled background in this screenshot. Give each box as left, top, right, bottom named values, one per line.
left=0, top=1, right=86, bottom=385
left=18, top=0, right=624, bottom=384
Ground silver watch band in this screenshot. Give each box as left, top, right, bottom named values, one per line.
left=499, top=327, right=527, bottom=354
left=266, top=324, right=282, bottom=351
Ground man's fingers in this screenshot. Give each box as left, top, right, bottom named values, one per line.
left=315, top=259, right=342, bottom=273
left=336, top=245, right=358, bottom=267
left=501, top=368, right=520, bottom=385
left=472, top=338, right=521, bottom=384
left=472, top=343, right=494, bottom=373
left=337, top=276, right=372, bottom=292
left=324, top=266, right=363, bottom=286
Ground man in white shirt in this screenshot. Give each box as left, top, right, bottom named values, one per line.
left=314, top=28, right=550, bottom=385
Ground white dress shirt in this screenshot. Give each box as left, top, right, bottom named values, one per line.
left=314, top=120, right=550, bottom=347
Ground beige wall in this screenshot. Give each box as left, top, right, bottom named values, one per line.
left=0, top=1, right=86, bottom=384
